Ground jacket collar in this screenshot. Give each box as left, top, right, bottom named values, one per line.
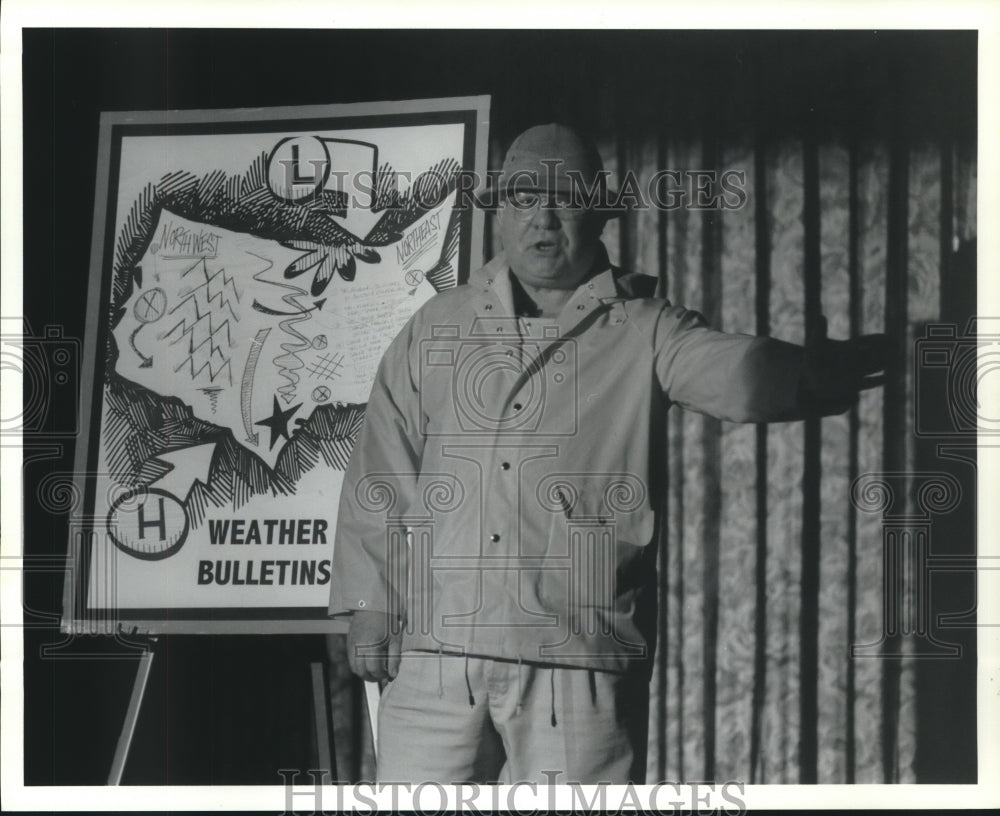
left=468, top=243, right=656, bottom=318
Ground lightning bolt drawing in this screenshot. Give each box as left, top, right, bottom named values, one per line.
left=160, top=258, right=240, bottom=386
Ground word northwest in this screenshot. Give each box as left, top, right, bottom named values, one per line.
left=157, top=219, right=221, bottom=258
left=208, top=518, right=329, bottom=545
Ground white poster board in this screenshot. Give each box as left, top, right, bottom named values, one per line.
left=63, top=97, right=490, bottom=633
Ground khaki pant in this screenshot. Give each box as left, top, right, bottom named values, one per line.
left=376, top=652, right=648, bottom=784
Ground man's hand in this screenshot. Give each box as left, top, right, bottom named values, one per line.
left=802, top=315, right=889, bottom=415
left=347, top=609, right=403, bottom=682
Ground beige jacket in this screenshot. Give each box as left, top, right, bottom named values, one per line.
left=329, top=248, right=806, bottom=673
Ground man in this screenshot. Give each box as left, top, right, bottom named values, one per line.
left=329, top=124, right=885, bottom=784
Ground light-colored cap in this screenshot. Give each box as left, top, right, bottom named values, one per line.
left=498, top=123, right=607, bottom=196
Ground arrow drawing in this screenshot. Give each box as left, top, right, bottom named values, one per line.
left=322, top=208, right=383, bottom=246
left=319, top=137, right=382, bottom=242
left=251, top=297, right=326, bottom=317
left=241, top=327, right=271, bottom=446
left=148, top=442, right=216, bottom=501
left=129, top=324, right=153, bottom=368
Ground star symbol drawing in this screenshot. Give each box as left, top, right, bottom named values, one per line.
left=254, top=396, right=302, bottom=451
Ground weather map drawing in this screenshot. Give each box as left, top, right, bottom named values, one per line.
left=65, top=98, right=490, bottom=632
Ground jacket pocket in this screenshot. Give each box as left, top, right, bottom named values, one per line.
left=535, top=472, right=653, bottom=615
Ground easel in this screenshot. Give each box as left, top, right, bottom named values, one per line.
left=108, top=638, right=157, bottom=785
left=106, top=621, right=350, bottom=785
left=64, top=528, right=368, bottom=785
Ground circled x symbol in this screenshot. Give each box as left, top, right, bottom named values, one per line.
left=135, top=287, right=167, bottom=323
left=312, top=386, right=331, bottom=403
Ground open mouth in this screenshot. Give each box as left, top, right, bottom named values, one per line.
left=531, top=240, right=559, bottom=254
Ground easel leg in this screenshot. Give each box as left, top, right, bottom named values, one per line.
left=108, top=643, right=156, bottom=785
left=310, top=660, right=335, bottom=779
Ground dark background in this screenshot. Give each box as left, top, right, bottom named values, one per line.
left=20, top=29, right=976, bottom=786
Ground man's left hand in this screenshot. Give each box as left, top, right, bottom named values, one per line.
left=801, top=314, right=889, bottom=415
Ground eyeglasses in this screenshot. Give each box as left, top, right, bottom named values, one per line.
left=504, top=189, right=588, bottom=219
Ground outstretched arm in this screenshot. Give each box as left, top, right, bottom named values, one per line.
left=654, top=305, right=888, bottom=423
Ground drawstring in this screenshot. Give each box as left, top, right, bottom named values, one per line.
left=437, top=647, right=444, bottom=698
left=464, top=654, right=476, bottom=707
left=516, top=657, right=523, bottom=715
left=550, top=668, right=558, bottom=727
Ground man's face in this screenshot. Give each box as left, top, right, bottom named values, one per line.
left=499, top=189, right=604, bottom=289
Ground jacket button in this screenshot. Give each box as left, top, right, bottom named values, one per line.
left=576, top=304, right=586, bottom=310
left=513, top=403, right=522, bottom=411
left=484, top=304, right=493, bottom=311
left=501, top=461, right=511, bottom=470
left=490, top=533, right=501, bottom=542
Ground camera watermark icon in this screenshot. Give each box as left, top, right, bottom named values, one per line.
left=8, top=448, right=145, bottom=657
left=419, top=320, right=579, bottom=437
left=850, top=470, right=998, bottom=659
left=5, top=522, right=149, bottom=659
left=914, top=318, right=1000, bottom=437
left=0, top=317, right=81, bottom=438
